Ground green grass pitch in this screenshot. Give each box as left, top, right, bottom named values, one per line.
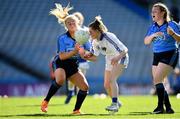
left=0, top=95, right=180, bottom=119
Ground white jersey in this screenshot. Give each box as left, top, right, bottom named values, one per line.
left=92, top=32, right=129, bottom=70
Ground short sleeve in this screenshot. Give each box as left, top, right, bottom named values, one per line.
left=57, top=36, right=66, bottom=53
left=169, top=21, right=180, bottom=34
left=145, top=25, right=154, bottom=36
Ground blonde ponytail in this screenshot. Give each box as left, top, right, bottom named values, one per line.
left=49, top=3, right=73, bottom=24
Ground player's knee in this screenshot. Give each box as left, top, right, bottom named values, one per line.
left=55, top=78, right=65, bottom=85
left=153, top=75, right=163, bottom=85
left=81, top=84, right=89, bottom=91
left=84, top=84, right=89, bottom=91
left=153, top=78, right=162, bottom=85
left=153, top=80, right=162, bottom=85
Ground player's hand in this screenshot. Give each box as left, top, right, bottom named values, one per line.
left=84, top=53, right=93, bottom=58
left=111, top=51, right=127, bottom=66
left=153, top=32, right=163, bottom=37
left=111, top=56, right=120, bottom=66
left=74, top=43, right=81, bottom=54
left=79, top=47, right=85, bottom=56
left=167, top=27, right=175, bottom=36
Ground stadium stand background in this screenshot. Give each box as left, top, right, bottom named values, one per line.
left=0, top=0, right=179, bottom=96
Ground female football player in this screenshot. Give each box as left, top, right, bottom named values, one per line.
left=144, top=2, right=180, bottom=114
left=80, top=16, right=129, bottom=113
left=41, top=4, right=90, bottom=114
left=64, top=12, right=90, bottom=104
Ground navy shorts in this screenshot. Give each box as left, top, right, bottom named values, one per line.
left=52, top=55, right=78, bottom=78
left=153, top=49, right=179, bottom=69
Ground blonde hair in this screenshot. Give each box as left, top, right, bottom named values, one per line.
left=153, top=2, right=171, bottom=22
left=73, top=12, right=84, bottom=26
left=49, top=3, right=73, bottom=24
left=64, top=15, right=79, bottom=25
left=89, top=16, right=108, bottom=33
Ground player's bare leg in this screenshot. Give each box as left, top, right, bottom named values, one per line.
left=105, top=64, right=125, bottom=113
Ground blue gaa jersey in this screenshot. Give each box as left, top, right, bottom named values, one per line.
left=146, top=21, right=180, bottom=53
left=57, top=32, right=91, bottom=60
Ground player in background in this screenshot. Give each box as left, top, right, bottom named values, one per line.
left=64, top=12, right=90, bottom=104
left=150, top=4, right=180, bottom=96
left=41, top=3, right=91, bottom=114
left=79, top=16, right=129, bottom=113
left=144, top=2, right=180, bottom=114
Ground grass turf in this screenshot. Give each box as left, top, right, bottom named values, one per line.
left=0, top=95, right=180, bottom=119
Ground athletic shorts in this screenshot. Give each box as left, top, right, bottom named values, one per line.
left=105, top=54, right=129, bottom=71
left=153, top=49, right=179, bottom=69
left=78, top=62, right=89, bottom=70
left=52, top=55, right=78, bottom=78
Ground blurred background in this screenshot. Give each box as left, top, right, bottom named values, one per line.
left=0, top=0, right=180, bottom=96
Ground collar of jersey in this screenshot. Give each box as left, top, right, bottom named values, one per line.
left=66, top=31, right=75, bottom=41
left=154, top=21, right=168, bottom=28
left=99, top=33, right=105, bottom=41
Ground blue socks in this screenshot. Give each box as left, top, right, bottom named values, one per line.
left=112, top=97, right=118, bottom=103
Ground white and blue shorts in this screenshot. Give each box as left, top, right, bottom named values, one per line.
left=105, top=54, right=129, bottom=71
